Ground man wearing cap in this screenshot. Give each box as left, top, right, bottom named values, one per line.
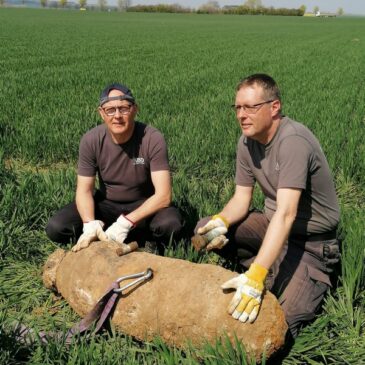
left=46, top=83, right=182, bottom=253
left=194, top=74, right=340, bottom=338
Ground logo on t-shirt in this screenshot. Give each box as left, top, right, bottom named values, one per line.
left=275, top=162, right=280, bottom=171
left=133, top=157, right=145, bottom=165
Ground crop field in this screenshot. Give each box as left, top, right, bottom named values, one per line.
left=0, top=8, right=364, bottom=364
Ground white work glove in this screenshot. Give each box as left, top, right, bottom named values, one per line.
left=105, top=215, right=135, bottom=244
left=221, top=263, right=268, bottom=323
left=72, top=220, right=108, bottom=252
left=197, top=214, right=229, bottom=251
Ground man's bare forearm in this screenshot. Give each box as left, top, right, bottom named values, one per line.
left=76, top=190, right=95, bottom=223
left=254, top=188, right=301, bottom=270
left=254, top=210, right=295, bottom=270
left=219, top=186, right=253, bottom=226
left=126, top=192, right=171, bottom=224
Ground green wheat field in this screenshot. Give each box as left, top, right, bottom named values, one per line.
left=0, top=8, right=364, bottom=364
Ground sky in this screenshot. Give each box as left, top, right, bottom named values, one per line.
left=131, top=0, right=365, bottom=15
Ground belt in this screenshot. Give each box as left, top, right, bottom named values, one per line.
left=290, top=229, right=337, bottom=242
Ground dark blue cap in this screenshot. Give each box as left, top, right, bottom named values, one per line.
left=99, top=83, right=135, bottom=106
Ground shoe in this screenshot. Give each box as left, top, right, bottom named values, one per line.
left=142, top=241, right=159, bottom=255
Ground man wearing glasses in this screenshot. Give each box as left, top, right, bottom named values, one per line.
left=195, top=74, right=340, bottom=338
left=46, top=83, right=182, bottom=253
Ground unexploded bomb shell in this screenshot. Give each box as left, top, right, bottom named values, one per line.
left=43, top=242, right=287, bottom=362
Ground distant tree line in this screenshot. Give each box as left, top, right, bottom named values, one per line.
left=3, top=0, right=344, bottom=17
left=207, top=5, right=304, bottom=16
left=127, top=4, right=191, bottom=13
left=127, top=3, right=304, bottom=16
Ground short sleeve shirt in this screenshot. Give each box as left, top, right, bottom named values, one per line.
left=78, top=121, right=170, bottom=202
left=235, top=117, right=340, bottom=235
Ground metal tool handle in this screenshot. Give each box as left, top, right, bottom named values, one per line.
left=113, top=268, right=153, bottom=293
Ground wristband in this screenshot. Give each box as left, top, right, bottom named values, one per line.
left=212, top=214, right=229, bottom=228
left=120, top=214, right=136, bottom=228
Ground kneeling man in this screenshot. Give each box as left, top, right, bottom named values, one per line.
left=195, top=74, right=340, bottom=338
left=47, top=83, right=182, bottom=253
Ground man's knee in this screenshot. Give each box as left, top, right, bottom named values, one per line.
left=46, top=217, right=65, bottom=243
left=45, top=216, right=79, bottom=244
left=194, top=216, right=211, bottom=234
left=285, top=311, right=316, bottom=338
left=275, top=261, right=330, bottom=338
left=150, top=207, right=183, bottom=239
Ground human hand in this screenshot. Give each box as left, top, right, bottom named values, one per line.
left=221, top=263, right=268, bottom=323
left=197, top=215, right=229, bottom=250
left=71, top=220, right=108, bottom=252
left=105, top=215, right=135, bottom=244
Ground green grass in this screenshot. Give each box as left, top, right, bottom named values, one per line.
left=0, top=8, right=364, bottom=364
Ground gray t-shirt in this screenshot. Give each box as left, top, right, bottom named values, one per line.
left=78, top=121, right=170, bottom=202
left=235, top=117, right=340, bottom=235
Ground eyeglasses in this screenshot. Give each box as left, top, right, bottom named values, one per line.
left=102, top=105, right=133, bottom=116
left=231, top=100, right=274, bottom=114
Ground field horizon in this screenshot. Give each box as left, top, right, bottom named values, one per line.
left=0, top=8, right=364, bottom=364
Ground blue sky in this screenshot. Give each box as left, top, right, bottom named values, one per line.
left=131, top=0, right=365, bottom=15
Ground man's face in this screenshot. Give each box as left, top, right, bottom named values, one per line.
left=98, top=89, right=137, bottom=142
left=234, top=84, right=280, bottom=144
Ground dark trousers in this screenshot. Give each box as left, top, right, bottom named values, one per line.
left=195, top=212, right=340, bottom=338
left=46, top=191, right=183, bottom=246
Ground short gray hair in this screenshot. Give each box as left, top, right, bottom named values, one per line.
left=236, top=73, right=281, bottom=102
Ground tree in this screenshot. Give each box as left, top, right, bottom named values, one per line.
left=244, top=0, right=262, bottom=9
left=313, top=5, right=319, bottom=14
left=79, top=0, right=86, bottom=8
left=40, top=0, right=47, bottom=7
left=206, top=0, right=219, bottom=8
left=198, top=1, right=220, bottom=13
left=98, top=0, right=106, bottom=10
left=337, top=7, right=344, bottom=16
left=118, top=0, right=131, bottom=11
left=59, top=0, right=67, bottom=7
left=299, top=4, right=306, bottom=13
left=0, top=0, right=5, bottom=7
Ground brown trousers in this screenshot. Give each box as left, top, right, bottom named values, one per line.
left=195, top=212, right=340, bottom=338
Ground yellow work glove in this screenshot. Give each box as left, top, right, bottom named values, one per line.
left=221, top=263, right=268, bottom=323
left=71, top=220, right=108, bottom=252
left=197, top=214, right=229, bottom=251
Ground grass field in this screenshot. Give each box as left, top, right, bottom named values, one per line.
left=0, top=8, right=364, bottom=364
